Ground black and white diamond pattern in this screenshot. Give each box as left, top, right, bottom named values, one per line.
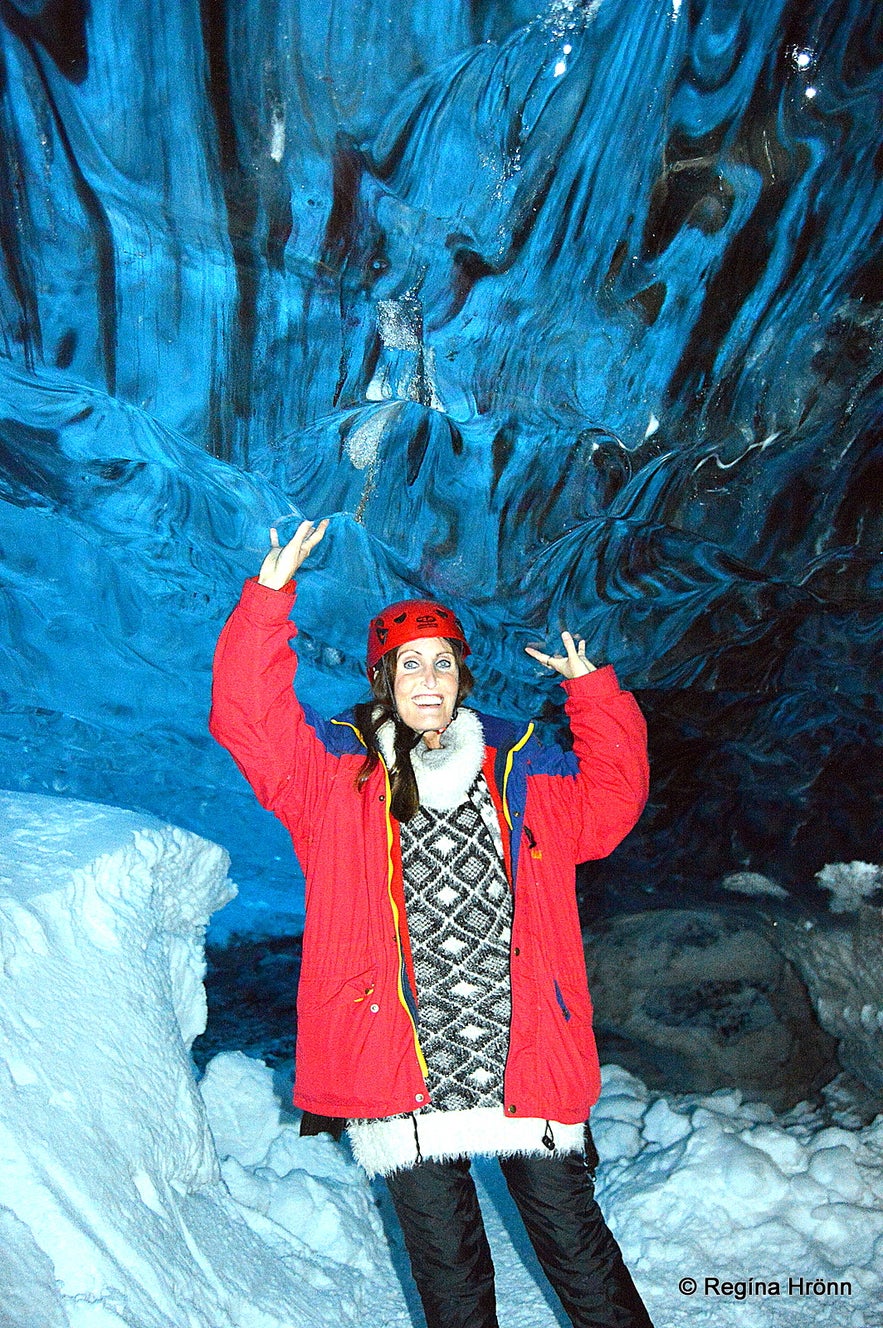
left=400, top=775, right=513, bottom=1111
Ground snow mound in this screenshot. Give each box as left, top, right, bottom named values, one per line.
left=774, top=900, right=883, bottom=1095
left=0, top=792, right=406, bottom=1328
left=593, top=1065, right=883, bottom=1326
left=199, top=1052, right=394, bottom=1278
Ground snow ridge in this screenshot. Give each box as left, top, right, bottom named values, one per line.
left=0, top=792, right=405, bottom=1328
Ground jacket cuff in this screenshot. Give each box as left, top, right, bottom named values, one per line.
left=560, top=663, right=621, bottom=697
left=236, top=576, right=297, bottom=623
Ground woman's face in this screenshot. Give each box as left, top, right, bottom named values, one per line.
left=393, top=637, right=459, bottom=740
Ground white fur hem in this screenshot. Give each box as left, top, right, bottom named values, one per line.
left=347, top=1107, right=585, bottom=1178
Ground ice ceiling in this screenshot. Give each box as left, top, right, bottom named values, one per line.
left=0, top=0, right=880, bottom=935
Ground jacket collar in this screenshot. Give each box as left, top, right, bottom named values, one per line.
left=377, top=708, right=485, bottom=812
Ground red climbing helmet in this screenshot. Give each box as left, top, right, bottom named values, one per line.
left=366, top=599, right=470, bottom=678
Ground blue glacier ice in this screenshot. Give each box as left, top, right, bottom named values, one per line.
left=0, top=0, right=880, bottom=936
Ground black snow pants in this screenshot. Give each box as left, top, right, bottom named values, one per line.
left=384, top=1136, right=654, bottom=1328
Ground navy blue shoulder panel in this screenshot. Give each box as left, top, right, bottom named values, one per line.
left=523, top=736, right=579, bottom=779
left=471, top=709, right=520, bottom=795
left=309, top=705, right=366, bottom=757
left=477, top=709, right=577, bottom=779
left=475, top=710, right=530, bottom=821
left=473, top=709, right=520, bottom=753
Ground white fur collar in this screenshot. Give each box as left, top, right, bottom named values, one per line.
left=376, top=707, right=485, bottom=811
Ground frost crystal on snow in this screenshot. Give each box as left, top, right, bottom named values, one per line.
left=816, top=861, right=883, bottom=913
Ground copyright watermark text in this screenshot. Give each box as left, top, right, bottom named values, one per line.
left=678, top=1276, right=851, bottom=1301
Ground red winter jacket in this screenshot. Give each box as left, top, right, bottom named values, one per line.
left=210, top=578, right=649, bottom=1123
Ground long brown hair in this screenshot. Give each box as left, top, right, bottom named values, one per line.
left=353, top=639, right=474, bottom=822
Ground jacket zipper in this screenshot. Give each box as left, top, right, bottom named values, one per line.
left=330, top=719, right=428, bottom=1082
left=501, top=722, right=534, bottom=830
left=381, top=758, right=429, bottom=1080
left=500, top=722, right=533, bottom=1117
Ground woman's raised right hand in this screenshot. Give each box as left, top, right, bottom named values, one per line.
left=258, top=518, right=329, bottom=590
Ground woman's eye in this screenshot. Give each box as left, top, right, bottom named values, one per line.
left=436, top=659, right=453, bottom=670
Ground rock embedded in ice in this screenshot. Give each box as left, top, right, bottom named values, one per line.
left=584, top=908, right=838, bottom=1108
left=720, top=871, right=790, bottom=900
left=772, top=903, right=883, bottom=1095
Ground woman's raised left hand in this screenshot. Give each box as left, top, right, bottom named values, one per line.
left=525, top=631, right=596, bottom=678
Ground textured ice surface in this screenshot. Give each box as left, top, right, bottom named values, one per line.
left=0, top=0, right=880, bottom=930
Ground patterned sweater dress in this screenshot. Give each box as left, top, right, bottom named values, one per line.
left=347, top=709, right=585, bottom=1177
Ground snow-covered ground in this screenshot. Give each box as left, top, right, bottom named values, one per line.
left=1, top=791, right=881, bottom=1328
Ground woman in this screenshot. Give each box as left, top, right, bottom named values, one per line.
left=210, top=518, right=654, bottom=1328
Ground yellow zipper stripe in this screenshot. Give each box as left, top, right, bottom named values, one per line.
left=501, top=722, right=534, bottom=829
left=382, top=761, right=429, bottom=1079
left=330, top=717, right=365, bottom=747
left=330, top=719, right=427, bottom=1077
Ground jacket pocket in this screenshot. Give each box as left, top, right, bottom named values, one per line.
left=552, top=976, right=595, bottom=1060
left=554, top=978, right=572, bottom=1022
left=298, top=966, right=376, bottom=1014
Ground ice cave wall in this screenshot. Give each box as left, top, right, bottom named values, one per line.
left=0, top=0, right=880, bottom=932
